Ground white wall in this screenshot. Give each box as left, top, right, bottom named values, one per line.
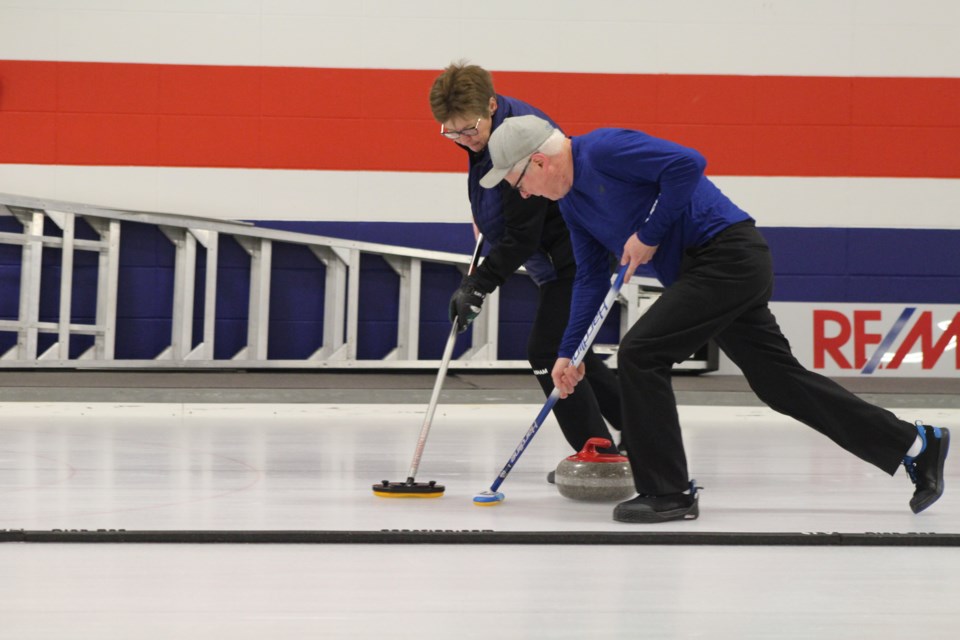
left=0, top=0, right=957, bottom=228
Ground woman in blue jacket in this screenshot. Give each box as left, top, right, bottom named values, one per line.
left=429, top=62, right=623, bottom=462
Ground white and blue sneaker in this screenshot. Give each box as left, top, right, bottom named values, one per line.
left=903, top=423, right=950, bottom=514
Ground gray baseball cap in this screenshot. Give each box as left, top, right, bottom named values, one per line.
left=479, top=115, right=556, bottom=188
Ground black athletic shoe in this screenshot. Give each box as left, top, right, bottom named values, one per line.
left=904, top=423, right=950, bottom=514
left=546, top=470, right=556, bottom=484
left=613, top=481, right=700, bottom=523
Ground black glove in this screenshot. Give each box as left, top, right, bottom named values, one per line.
left=448, top=276, right=488, bottom=334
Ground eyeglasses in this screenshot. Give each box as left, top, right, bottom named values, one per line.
left=510, top=156, right=533, bottom=192
left=440, top=117, right=482, bottom=139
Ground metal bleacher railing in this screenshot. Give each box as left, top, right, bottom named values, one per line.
left=0, top=192, right=716, bottom=371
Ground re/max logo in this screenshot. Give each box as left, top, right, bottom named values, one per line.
left=813, top=308, right=960, bottom=373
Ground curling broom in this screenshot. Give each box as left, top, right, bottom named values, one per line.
left=373, top=233, right=485, bottom=498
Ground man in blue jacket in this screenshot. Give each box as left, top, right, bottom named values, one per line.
left=480, top=114, right=949, bottom=523
left=429, top=63, right=623, bottom=464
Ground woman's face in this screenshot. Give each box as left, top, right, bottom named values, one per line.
left=440, top=97, right=498, bottom=153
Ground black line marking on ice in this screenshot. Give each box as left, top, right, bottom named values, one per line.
left=1, top=529, right=958, bottom=546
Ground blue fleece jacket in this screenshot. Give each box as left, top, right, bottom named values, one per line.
left=557, top=128, right=752, bottom=358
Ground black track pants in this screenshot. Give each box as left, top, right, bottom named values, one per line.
left=529, top=277, right=622, bottom=453
left=617, top=222, right=917, bottom=495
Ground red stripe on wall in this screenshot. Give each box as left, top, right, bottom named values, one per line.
left=1, top=60, right=958, bottom=177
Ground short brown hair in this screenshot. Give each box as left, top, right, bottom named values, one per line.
left=429, top=61, right=496, bottom=123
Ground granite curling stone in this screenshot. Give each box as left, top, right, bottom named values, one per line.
left=555, top=437, right=634, bottom=502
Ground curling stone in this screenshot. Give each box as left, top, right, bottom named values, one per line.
left=554, top=437, right=634, bottom=502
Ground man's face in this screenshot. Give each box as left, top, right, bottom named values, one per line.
left=505, top=154, right=562, bottom=200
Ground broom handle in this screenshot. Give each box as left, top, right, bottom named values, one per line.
left=405, top=233, right=485, bottom=481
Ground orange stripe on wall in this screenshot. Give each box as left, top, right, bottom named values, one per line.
left=0, top=60, right=958, bottom=177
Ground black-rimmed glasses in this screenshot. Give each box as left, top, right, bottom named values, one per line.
left=440, top=117, right=482, bottom=139
left=511, top=155, right=533, bottom=192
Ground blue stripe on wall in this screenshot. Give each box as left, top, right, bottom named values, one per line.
left=760, top=227, right=960, bottom=304
left=254, top=222, right=958, bottom=304
left=1, top=219, right=955, bottom=362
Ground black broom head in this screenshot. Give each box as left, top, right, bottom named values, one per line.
left=372, top=479, right=445, bottom=498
